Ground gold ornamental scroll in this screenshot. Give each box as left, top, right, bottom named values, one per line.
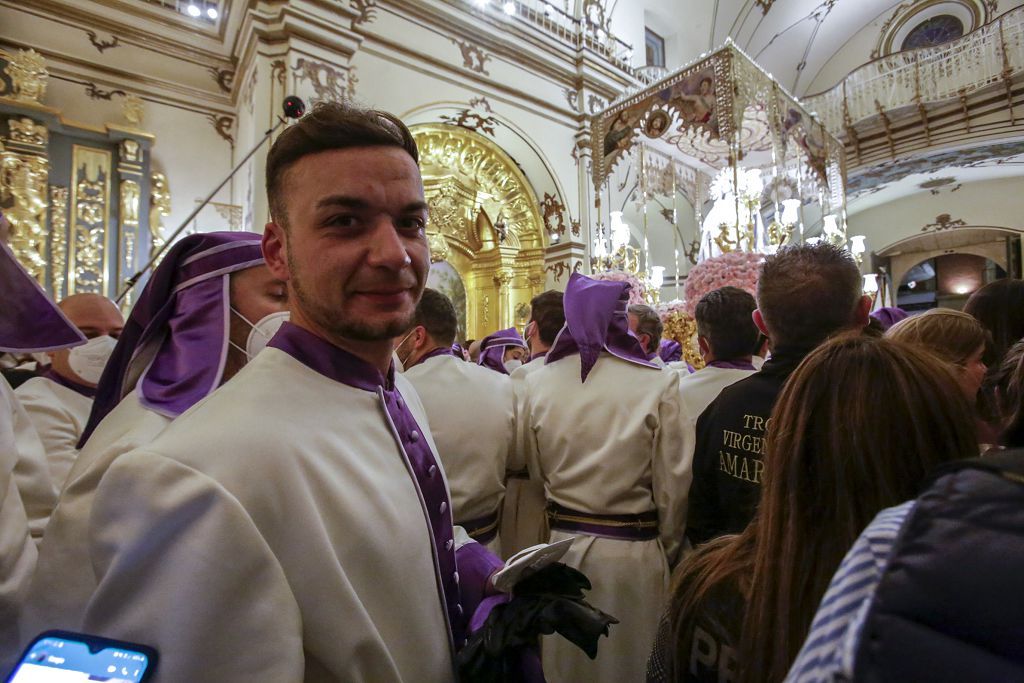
left=49, top=186, right=69, bottom=298
left=117, top=139, right=144, bottom=308
left=69, top=145, right=112, bottom=295
left=1, top=116, right=50, bottom=285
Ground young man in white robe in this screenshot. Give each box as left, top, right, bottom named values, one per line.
left=679, top=286, right=760, bottom=424
left=503, top=290, right=564, bottom=558
left=397, top=288, right=513, bottom=553
left=521, top=272, right=691, bottom=683
left=22, top=231, right=286, bottom=641
left=75, top=103, right=509, bottom=681
left=0, top=223, right=87, bottom=667
left=15, top=294, right=124, bottom=490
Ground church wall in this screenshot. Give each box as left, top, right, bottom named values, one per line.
left=848, top=176, right=1024, bottom=257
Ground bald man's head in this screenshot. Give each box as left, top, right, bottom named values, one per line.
left=49, top=294, right=124, bottom=387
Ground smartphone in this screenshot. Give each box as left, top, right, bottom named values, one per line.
left=6, top=630, right=157, bottom=682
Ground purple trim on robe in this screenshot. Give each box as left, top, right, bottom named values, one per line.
left=0, top=241, right=87, bottom=354
left=42, top=367, right=97, bottom=399
left=707, top=359, right=757, bottom=371
left=478, top=327, right=527, bottom=375
left=545, top=273, right=657, bottom=381
left=269, top=321, right=472, bottom=650
left=79, top=231, right=263, bottom=448
left=408, top=345, right=455, bottom=370
left=658, top=339, right=683, bottom=364
left=870, top=306, right=909, bottom=331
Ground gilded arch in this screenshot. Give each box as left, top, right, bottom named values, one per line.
left=411, top=123, right=548, bottom=341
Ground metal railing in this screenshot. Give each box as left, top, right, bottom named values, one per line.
left=444, top=0, right=642, bottom=79
left=803, top=6, right=1024, bottom=135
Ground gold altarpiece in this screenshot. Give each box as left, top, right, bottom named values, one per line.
left=411, top=124, right=547, bottom=341
left=0, top=49, right=164, bottom=307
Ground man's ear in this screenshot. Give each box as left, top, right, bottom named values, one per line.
left=854, top=294, right=872, bottom=327
left=698, top=335, right=710, bottom=356
left=639, top=333, right=652, bottom=355
left=414, top=326, right=430, bottom=351
left=752, top=309, right=770, bottom=336
left=263, top=222, right=290, bottom=282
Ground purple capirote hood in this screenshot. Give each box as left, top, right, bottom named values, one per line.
left=546, top=272, right=657, bottom=381
left=79, top=231, right=265, bottom=447
left=0, top=240, right=86, bottom=354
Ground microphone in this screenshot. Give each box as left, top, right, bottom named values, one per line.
left=283, top=96, right=306, bottom=119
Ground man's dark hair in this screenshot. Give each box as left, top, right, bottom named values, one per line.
left=757, top=243, right=862, bottom=347
left=694, top=286, right=759, bottom=360
left=628, top=303, right=663, bottom=355
left=529, top=290, right=566, bottom=346
left=265, top=101, right=419, bottom=227
left=412, top=288, right=458, bottom=347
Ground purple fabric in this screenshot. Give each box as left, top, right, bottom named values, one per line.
left=79, top=231, right=264, bottom=447
left=548, top=503, right=660, bottom=541
left=658, top=339, right=683, bottom=363
left=870, top=306, right=909, bottom=331
left=478, top=327, right=527, bottom=375
left=270, top=321, right=472, bottom=648
left=458, top=509, right=500, bottom=545
left=707, top=359, right=757, bottom=371
left=0, top=241, right=86, bottom=353
left=409, top=345, right=455, bottom=370
left=546, top=272, right=657, bottom=381
left=451, top=343, right=466, bottom=360
left=42, top=367, right=97, bottom=399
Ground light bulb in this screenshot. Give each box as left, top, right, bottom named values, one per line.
left=503, top=1, right=516, bottom=14
left=780, top=199, right=800, bottom=226
left=186, top=3, right=201, bottom=17
left=610, top=211, right=630, bottom=250
left=206, top=5, right=218, bottom=18
left=849, top=234, right=866, bottom=255
left=822, top=214, right=839, bottom=236
left=650, top=266, right=665, bottom=289
left=863, top=274, right=879, bottom=294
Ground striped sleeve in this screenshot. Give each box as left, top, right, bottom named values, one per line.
left=784, top=501, right=916, bottom=683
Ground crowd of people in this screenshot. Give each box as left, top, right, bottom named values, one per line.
left=1, top=100, right=1022, bottom=682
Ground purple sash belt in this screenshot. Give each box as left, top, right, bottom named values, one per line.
left=547, top=503, right=659, bottom=541
left=505, top=468, right=530, bottom=481
left=458, top=509, right=500, bottom=545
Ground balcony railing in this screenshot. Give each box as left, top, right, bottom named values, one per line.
left=443, top=0, right=644, bottom=81
left=803, top=6, right=1024, bottom=136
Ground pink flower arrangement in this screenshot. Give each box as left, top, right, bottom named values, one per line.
left=682, top=252, right=764, bottom=316
left=591, top=270, right=649, bottom=305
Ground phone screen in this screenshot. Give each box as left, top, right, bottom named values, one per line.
left=7, top=633, right=153, bottom=683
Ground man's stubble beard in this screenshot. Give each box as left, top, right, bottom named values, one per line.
left=287, top=244, right=415, bottom=342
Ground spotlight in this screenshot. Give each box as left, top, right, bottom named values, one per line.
left=206, top=5, right=218, bottom=19
left=503, top=1, right=516, bottom=15
left=186, top=3, right=201, bottom=17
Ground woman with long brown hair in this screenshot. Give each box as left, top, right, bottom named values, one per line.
left=646, top=334, right=979, bottom=683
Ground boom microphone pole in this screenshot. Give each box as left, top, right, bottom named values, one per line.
left=116, top=95, right=307, bottom=303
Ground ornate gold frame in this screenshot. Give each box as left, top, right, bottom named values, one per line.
left=411, top=123, right=548, bottom=340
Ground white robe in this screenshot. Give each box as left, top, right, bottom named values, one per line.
left=7, top=380, right=56, bottom=542
left=520, top=352, right=691, bottom=683
left=15, top=376, right=93, bottom=491
left=678, top=365, right=758, bottom=424
left=22, top=392, right=172, bottom=639
left=78, top=347, right=471, bottom=682
left=403, top=353, right=512, bottom=552
left=0, top=379, right=37, bottom=669
left=501, top=357, right=548, bottom=558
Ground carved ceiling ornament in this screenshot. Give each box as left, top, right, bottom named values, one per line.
left=922, top=213, right=967, bottom=231
left=351, top=0, right=379, bottom=25
left=541, top=192, right=567, bottom=238
left=271, top=60, right=287, bottom=87
left=122, top=93, right=144, bottom=125
left=206, top=114, right=235, bottom=146
left=2, top=49, right=48, bottom=103
left=8, top=118, right=48, bottom=146
left=207, top=66, right=235, bottom=94
left=451, top=39, right=492, bottom=75
left=412, top=124, right=547, bottom=257
left=85, top=30, right=120, bottom=53
left=292, top=59, right=349, bottom=104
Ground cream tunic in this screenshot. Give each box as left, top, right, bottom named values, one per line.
left=501, top=357, right=548, bottom=558
left=521, top=352, right=691, bottom=683
left=79, top=347, right=462, bottom=682
left=22, top=392, right=172, bottom=639
left=678, top=365, right=757, bottom=423
left=15, top=376, right=93, bottom=491
left=0, top=379, right=37, bottom=669
left=7, top=380, right=55, bottom=542
left=403, top=353, right=512, bottom=551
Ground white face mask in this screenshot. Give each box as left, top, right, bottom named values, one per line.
left=392, top=351, right=405, bottom=374
left=504, top=359, right=523, bottom=373
left=68, top=335, right=117, bottom=385
left=231, top=308, right=289, bottom=360
left=393, top=329, right=417, bottom=373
